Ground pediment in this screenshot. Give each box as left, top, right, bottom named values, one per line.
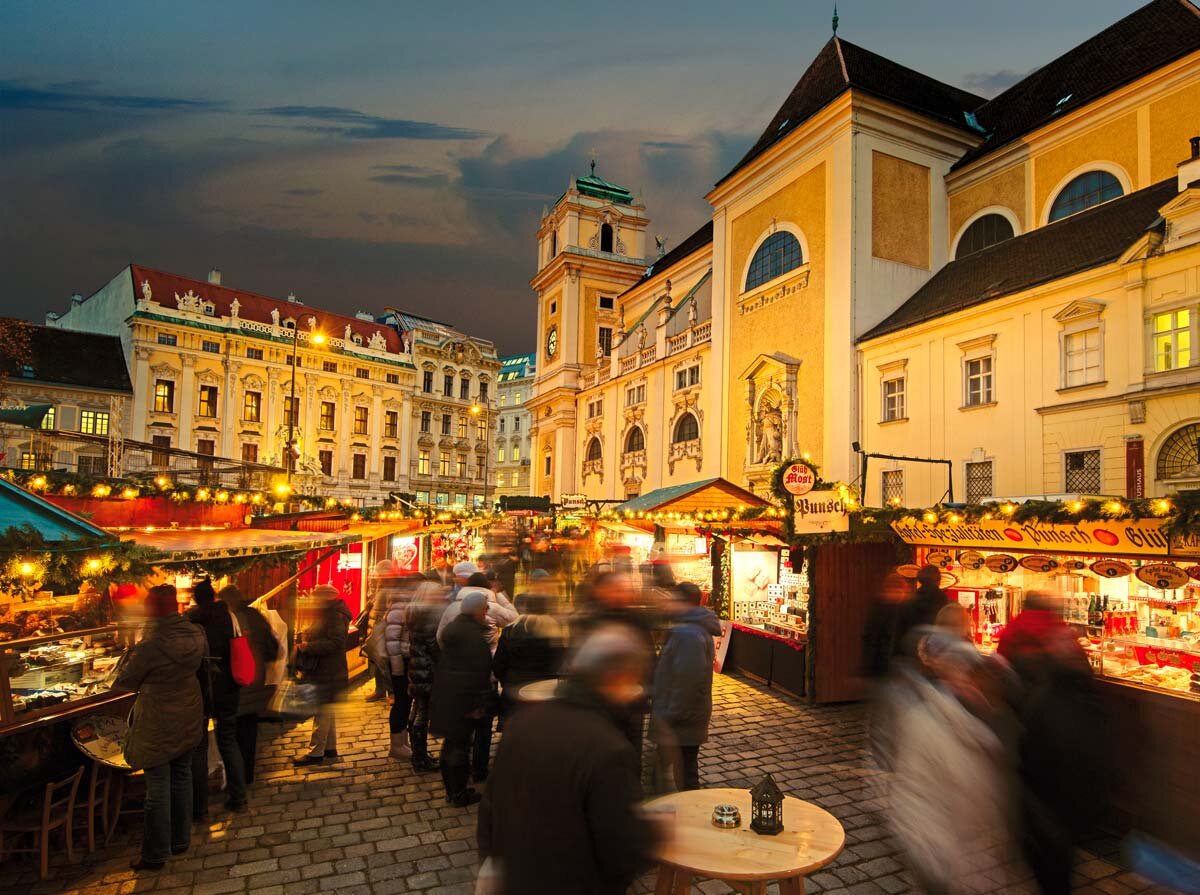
left=1053, top=300, right=1105, bottom=323
left=739, top=351, right=800, bottom=382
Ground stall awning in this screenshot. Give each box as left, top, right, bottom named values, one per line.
left=614, top=478, right=770, bottom=516
left=129, top=527, right=359, bottom=563
left=599, top=520, right=657, bottom=539
left=735, top=532, right=788, bottom=548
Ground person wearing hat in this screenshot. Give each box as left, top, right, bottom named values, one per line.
left=430, top=589, right=492, bottom=807
left=365, top=559, right=400, bottom=703
left=293, top=584, right=352, bottom=766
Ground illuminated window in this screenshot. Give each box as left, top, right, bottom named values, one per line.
left=243, top=391, right=261, bottom=422
left=40, top=407, right=55, bottom=430
left=1049, top=171, right=1123, bottom=222
left=1152, top=309, right=1191, bottom=372
left=352, top=454, right=367, bottom=479
left=457, top=454, right=467, bottom=478
left=283, top=396, right=299, bottom=427
left=153, top=380, right=175, bottom=413
left=497, top=446, right=506, bottom=463
left=198, top=385, right=218, bottom=418
left=745, top=231, right=802, bottom=291
left=80, top=409, right=110, bottom=435
left=320, top=401, right=335, bottom=430
left=457, top=417, right=467, bottom=438
left=512, top=444, right=520, bottom=461
left=385, top=411, right=398, bottom=438
left=354, top=406, right=369, bottom=436
left=418, top=450, right=430, bottom=475
left=439, top=454, right=450, bottom=476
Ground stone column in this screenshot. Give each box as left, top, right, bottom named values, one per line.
left=783, top=366, right=800, bottom=459
left=221, top=360, right=241, bottom=458
left=745, top=379, right=757, bottom=467
left=339, top=380, right=352, bottom=481
left=178, top=355, right=196, bottom=451
left=132, top=346, right=151, bottom=440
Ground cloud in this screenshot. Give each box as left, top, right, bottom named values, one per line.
left=962, top=68, right=1032, bottom=97
left=0, top=79, right=220, bottom=113
left=641, top=140, right=697, bottom=151
left=368, top=164, right=450, bottom=187
left=253, top=105, right=487, bottom=141
left=285, top=187, right=324, bottom=196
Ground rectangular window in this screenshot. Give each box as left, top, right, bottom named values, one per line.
left=476, top=418, right=486, bottom=440
left=356, top=367, right=370, bottom=380
left=243, top=391, right=261, bottom=422
left=497, top=446, right=506, bottom=463
left=457, top=454, right=467, bottom=478
left=151, top=435, right=171, bottom=466
left=323, top=360, right=338, bottom=373
left=384, top=411, right=398, bottom=438
left=1064, top=449, right=1101, bottom=493
left=383, top=455, right=397, bottom=481
left=80, top=409, right=110, bottom=435
left=287, top=354, right=301, bottom=368
left=196, top=439, right=215, bottom=478
left=201, top=340, right=220, bottom=354
left=416, top=490, right=430, bottom=505
left=353, top=406, right=369, bottom=436
left=19, top=451, right=36, bottom=471
left=1152, top=309, right=1191, bottom=372
left=423, top=371, right=434, bottom=393
left=500, top=393, right=508, bottom=407
left=513, top=391, right=522, bottom=404
left=441, top=413, right=452, bottom=436
left=544, top=453, right=552, bottom=476
left=512, top=444, right=521, bottom=461
left=436, top=492, right=449, bottom=507
left=198, top=384, right=219, bottom=418
left=599, top=294, right=615, bottom=310
left=319, top=449, right=333, bottom=476
left=283, top=396, right=299, bottom=427
left=40, top=406, right=55, bottom=430
left=455, top=493, right=467, bottom=507
left=587, top=398, right=603, bottom=419
left=439, top=454, right=450, bottom=476
left=457, top=417, right=467, bottom=438
left=1063, top=328, right=1102, bottom=387
left=320, top=401, right=335, bottom=430
left=386, top=372, right=400, bottom=384
left=965, top=460, right=993, bottom=504
left=514, top=418, right=521, bottom=433
left=352, top=454, right=367, bottom=479
left=598, top=326, right=613, bottom=357
left=241, top=443, right=258, bottom=464
left=246, top=347, right=263, bottom=360
left=499, top=417, right=506, bottom=433
left=460, top=378, right=470, bottom=400
left=964, top=356, right=994, bottom=407
left=674, top=365, right=700, bottom=390
left=418, top=450, right=431, bottom=475
left=479, top=382, right=489, bottom=402
left=882, top=377, right=906, bottom=422
left=443, top=374, right=454, bottom=397
left=881, top=469, right=904, bottom=505
left=626, top=384, right=646, bottom=406
left=420, top=411, right=431, bottom=433
left=154, top=379, right=175, bottom=413
left=77, top=454, right=106, bottom=475
left=157, top=333, right=177, bottom=346
left=496, top=471, right=505, bottom=488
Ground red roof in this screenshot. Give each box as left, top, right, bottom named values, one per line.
left=127, top=265, right=405, bottom=354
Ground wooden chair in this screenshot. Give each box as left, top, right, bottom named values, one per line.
left=72, top=761, right=111, bottom=854
left=105, top=768, right=144, bottom=846
left=0, top=766, right=85, bottom=879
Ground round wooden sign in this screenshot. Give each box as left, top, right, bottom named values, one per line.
left=896, top=564, right=921, bottom=579
left=959, top=550, right=986, bottom=570
left=1135, top=563, right=1189, bottom=591
left=984, top=554, right=1018, bottom=574
left=926, top=550, right=952, bottom=568
left=1060, top=558, right=1088, bottom=571
left=1186, top=565, right=1200, bottom=583
left=781, top=463, right=815, bottom=496
left=1019, top=555, right=1059, bottom=573
left=1090, top=559, right=1133, bottom=579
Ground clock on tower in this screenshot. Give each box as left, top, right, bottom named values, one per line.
left=546, top=325, right=558, bottom=359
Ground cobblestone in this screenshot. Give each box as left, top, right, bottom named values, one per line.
left=2, top=674, right=1183, bottom=894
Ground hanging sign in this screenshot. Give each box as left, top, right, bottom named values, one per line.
left=1019, top=555, right=1059, bottom=573
left=1186, top=565, right=1200, bottom=583
left=1091, top=559, right=1133, bottom=579
left=959, top=551, right=986, bottom=570
left=925, top=550, right=952, bottom=567
left=781, top=463, right=816, bottom=496
left=1171, top=531, right=1200, bottom=559
left=1125, top=438, right=1145, bottom=499
left=891, top=517, right=1178, bottom=558
left=984, top=554, right=1018, bottom=573
left=896, top=564, right=921, bottom=579
left=1060, top=558, right=1088, bottom=571
left=1135, top=563, right=1190, bottom=590
left=792, top=490, right=850, bottom=534
left=560, top=493, right=587, bottom=511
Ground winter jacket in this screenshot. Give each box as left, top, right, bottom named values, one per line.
left=493, top=612, right=565, bottom=694
left=117, top=613, right=207, bottom=770
left=437, top=586, right=518, bottom=650
left=651, top=606, right=721, bottom=746
left=406, top=587, right=445, bottom=695
left=429, top=613, right=492, bottom=739
left=896, top=584, right=950, bottom=656
left=295, top=598, right=351, bottom=699
left=233, top=604, right=282, bottom=717
left=187, top=601, right=240, bottom=715
left=383, top=589, right=413, bottom=677
left=478, top=680, right=655, bottom=895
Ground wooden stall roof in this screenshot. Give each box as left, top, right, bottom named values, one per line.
left=128, top=527, right=359, bottom=562
left=614, top=478, right=770, bottom=515
left=0, top=478, right=112, bottom=543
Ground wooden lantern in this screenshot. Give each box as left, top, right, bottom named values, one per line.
left=749, top=773, right=784, bottom=835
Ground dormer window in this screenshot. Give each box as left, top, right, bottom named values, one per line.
left=353, top=333, right=364, bottom=345
left=283, top=318, right=296, bottom=330
left=203, top=302, right=216, bottom=316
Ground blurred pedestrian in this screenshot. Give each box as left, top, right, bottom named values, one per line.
left=383, top=573, right=421, bottom=760
left=365, top=560, right=399, bottom=703
left=438, top=573, right=517, bottom=650
left=406, top=577, right=447, bottom=772
left=896, top=565, right=950, bottom=653
left=650, top=582, right=719, bottom=791
left=935, top=602, right=973, bottom=642
left=431, top=590, right=493, bottom=806
left=477, top=625, right=657, bottom=895
left=493, top=592, right=566, bottom=716
left=186, top=579, right=248, bottom=814
left=292, top=585, right=351, bottom=766
left=221, top=585, right=280, bottom=786
left=117, top=585, right=206, bottom=871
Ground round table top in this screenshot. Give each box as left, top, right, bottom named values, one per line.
left=515, top=678, right=559, bottom=702
left=644, top=788, right=844, bottom=882
left=71, top=715, right=131, bottom=770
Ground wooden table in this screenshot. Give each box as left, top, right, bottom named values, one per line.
left=644, top=788, right=844, bottom=894
left=515, top=678, right=559, bottom=703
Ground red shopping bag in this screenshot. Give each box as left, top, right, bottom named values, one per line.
left=227, top=604, right=256, bottom=686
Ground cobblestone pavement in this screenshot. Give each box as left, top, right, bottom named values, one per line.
left=6, top=673, right=1180, bottom=895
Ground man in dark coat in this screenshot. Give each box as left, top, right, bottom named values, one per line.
left=430, top=591, right=492, bottom=806
left=293, top=585, right=351, bottom=766
left=406, top=578, right=447, bottom=772
left=186, top=579, right=248, bottom=813
left=650, top=583, right=720, bottom=791
left=895, top=565, right=950, bottom=655
left=478, top=625, right=656, bottom=895
left=493, top=592, right=565, bottom=717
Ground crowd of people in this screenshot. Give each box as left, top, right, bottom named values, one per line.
left=863, top=566, right=1108, bottom=895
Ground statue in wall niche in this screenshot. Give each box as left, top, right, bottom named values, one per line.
left=755, top=406, right=783, bottom=464
left=400, top=331, right=411, bottom=353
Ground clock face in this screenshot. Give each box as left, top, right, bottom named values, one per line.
left=546, top=326, right=558, bottom=358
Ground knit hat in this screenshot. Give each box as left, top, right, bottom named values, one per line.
left=312, top=584, right=339, bottom=602
left=453, top=561, right=479, bottom=579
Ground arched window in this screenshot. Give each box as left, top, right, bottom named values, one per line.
left=1157, top=423, right=1200, bottom=480
left=1049, top=171, right=1124, bottom=222
left=586, top=437, right=602, bottom=462
left=549, top=230, right=557, bottom=258
left=955, top=214, right=1015, bottom=259
left=624, top=426, right=645, bottom=453
left=745, top=231, right=803, bottom=291
left=600, top=223, right=614, bottom=253
left=673, top=413, right=699, bottom=444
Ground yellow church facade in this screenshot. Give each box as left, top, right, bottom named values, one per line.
left=529, top=0, right=1200, bottom=508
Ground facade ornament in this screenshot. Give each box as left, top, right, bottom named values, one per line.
left=141, top=280, right=153, bottom=302
left=369, top=331, right=387, bottom=351
left=175, top=289, right=202, bottom=313
left=688, top=296, right=698, bottom=326
left=344, top=324, right=353, bottom=344
left=270, top=308, right=281, bottom=327
left=637, top=325, right=647, bottom=350
left=400, top=330, right=412, bottom=353
left=230, top=298, right=240, bottom=321
left=755, top=405, right=784, bottom=464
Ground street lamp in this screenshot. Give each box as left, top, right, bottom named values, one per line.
left=470, top=402, right=490, bottom=510
left=286, top=327, right=325, bottom=486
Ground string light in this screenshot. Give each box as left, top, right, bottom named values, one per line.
left=121, top=487, right=139, bottom=500
left=1068, top=500, right=1083, bottom=512
left=923, top=512, right=938, bottom=523
left=1001, top=503, right=1016, bottom=516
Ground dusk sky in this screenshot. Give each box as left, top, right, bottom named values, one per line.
left=1, top=0, right=1143, bottom=354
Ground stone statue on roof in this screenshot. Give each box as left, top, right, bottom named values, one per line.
left=141, top=280, right=153, bottom=302
left=344, top=324, right=353, bottom=343
left=637, top=325, right=647, bottom=350
left=270, top=307, right=280, bottom=327
left=230, top=298, right=240, bottom=319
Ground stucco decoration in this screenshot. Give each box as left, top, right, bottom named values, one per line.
left=369, top=331, right=387, bottom=351
left=175, top=290, right=203, bottom=313
left=270, top=308, right=281, bottom=327
left=230, top=298, right=240, bottom=320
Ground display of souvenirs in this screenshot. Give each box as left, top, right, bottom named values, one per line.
left=2, top=627, right=125, bottom=722
left=0, top=588, right=111, bottom=642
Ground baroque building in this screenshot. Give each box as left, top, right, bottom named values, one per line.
left=529, top=0, right=1200, bottom=507
left=493, top=353, right=535, bottom=500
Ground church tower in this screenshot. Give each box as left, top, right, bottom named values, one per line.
left=526, top=164, right=650, bottom=500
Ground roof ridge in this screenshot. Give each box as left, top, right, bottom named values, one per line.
left=838, top=36, right=984, bottom=105
left=833, top=36, right=850, bottom=83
